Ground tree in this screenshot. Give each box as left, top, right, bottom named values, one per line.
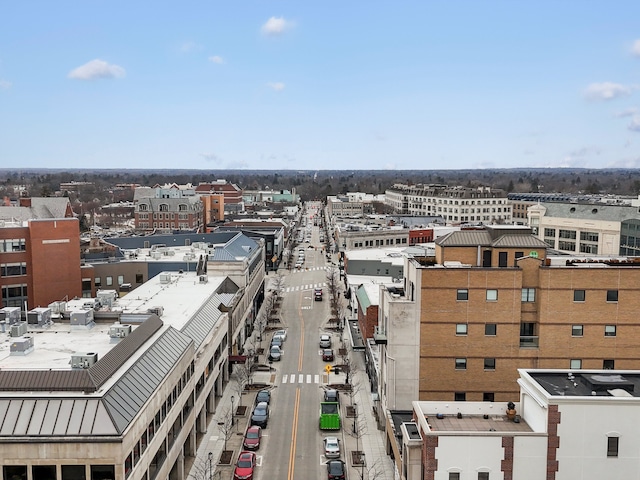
left=325, top=266, right=342, bottom=327
left=230, top=364, right=249, bottom=406
left=215, top=406, right=234, bottom=452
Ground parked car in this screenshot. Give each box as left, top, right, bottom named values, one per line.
left=234, top=451, right=256, bottom=480
left=270, top=335, right=283, bottom=348
left=323, top=436, right=341, bottom=458
left=327, top=459, right=346, bottom=479
left=324, top=389, right=340, bottom=404
left=319, top=334, right=332, bottom=348
left=243, top=426, right=262, bottom=450
left=251, top=401, right=269, bottom=428
left=255, top=389, right=271, bottom=405
left=314, top=288, right=323, bottom=301
left=273, top=329, right=287, bottom=341
left=268, top=345, right=282, bottom=361
left=322, top=349, right=334, bottom=361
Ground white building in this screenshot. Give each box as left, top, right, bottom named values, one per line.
left=394, top=368, right=640, bottom=480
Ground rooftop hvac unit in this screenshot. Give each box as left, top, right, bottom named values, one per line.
left=109, top=324, right=132, bottom=339
left=0, top=307, right=21, bottom=325
left=159, top=273, right=172, bottom=284
left=199, top=275, right=208, bottom=284
left=147, top=306, right=164, bottom=317
left=70, top=309, right=95, bottom=326
left=97, top=289, right=118, bottom=307
left=183, top=253, right=195, bottom=261
left=166, top=250, right=175, bottom=256
left=151, top=252, right=162, bottom=260
left=71, top=353, right=98, bottom=369
left=48, top=301, right=67, bottom=314
left=27, top=308, right=52, bottom=328
left=10, top=336, right=34, bottom=356
left=10, top=322, right=28, bottom=337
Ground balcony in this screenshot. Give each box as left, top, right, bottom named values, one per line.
left=519, top=336, right=539, bottom=348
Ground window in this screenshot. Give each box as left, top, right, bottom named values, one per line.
left=544, top=228, right=556, bottom=238
left=33, top=466, right=57, bottom=480
left=454, top=392, right=466, bottom=401
left=498, top=251, right=507, bottom=267
left=456, top=324, right=468, bottom=335
left=449, top=473, right=461, bottom=480
left=573, top=290, right=585, bottom=302
left=521, top=288, right=535, bottom=302
left=484, top=358, right=496, bottom=370
left=607, top=436, right=619, bottom=457
left=485, top=323, right=497, bottom=336
left=62, top=466, right=86, bottom=480
left=486, top=289, right=498, bottom=301
left=607, top=290, right=618, bottom=302
left=605, top=325, right=617, bottom=337
left=478, top=473, right=490, bottom=480
left=457, top=289, right=468, bottom=301
left=136, top=274, right=143, bottom=284
left=559, top=229, right=577, bottom=239
left=106, top=276, right=113, bottom=286
left=117, top=275, right=124, bottom=286
left=603, top=359, right=615, bottom=369
left=483, top=392, right=495, bottom=402
left=572, top=325, right=583, bottom=337
left=94, top=277, right=101, bottom=287
left=570, top=359, right=582, bottom=369
left=455, top=358, right=467, bottom=370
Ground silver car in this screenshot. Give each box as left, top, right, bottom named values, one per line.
left=324, top=436, right=340, bottom=458
left=268, top=345, right=282, bottom=361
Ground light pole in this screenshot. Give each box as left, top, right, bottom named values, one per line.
left=207, top=452, right=212, bottom=480
left=231, top=395, right=235, bottom=432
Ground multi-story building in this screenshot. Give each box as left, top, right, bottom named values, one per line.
left=377, top=224, right=640, bottom=421
left=195, top=180, right=244, bottom=214
left=394, top=368, right=640, bottom=480
left=385, top=184, right=512, bottom=224
left=527, top=202, right=640, bottom=256
left=0, top=197, right=84, bottom=309
left=134, top=185, right=203, bottom=233
left=0, top=269, right=242, bottom=480
left=327, top=193, right=384, bottom=219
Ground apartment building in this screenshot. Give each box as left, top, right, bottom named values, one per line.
left=385, top=184, right=512, bottom=224
left=0, top=270, right=238, bottom=480
left=394, top=368, right=640, bottom=480
left=194, top=180, right=244, bottom=214
left=134, top=187, right=203, bottom=233
left=0, top=198, right=83, bottom=309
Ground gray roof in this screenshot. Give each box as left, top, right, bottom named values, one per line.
left=436, top=230, right=547, bottom=249
left=541, top=202, right=640, bottom=223
left=0, top=198, right=72, bottom=222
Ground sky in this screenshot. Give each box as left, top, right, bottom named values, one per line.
left=1, top=1, right=640, bottom=171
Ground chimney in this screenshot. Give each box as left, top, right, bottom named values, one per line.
left=19, top=198, right=32, bottom=207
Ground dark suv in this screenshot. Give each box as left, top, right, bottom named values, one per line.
left=327, top=460, right=346, bottom=479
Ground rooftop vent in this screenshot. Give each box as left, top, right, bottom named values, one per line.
left=147, top=306, right=164, bottom=317
left=109, top=324, right=132, bottom=339
left=10, top=322, right=28, bottom=337
left=584, top=373, right=634, bottom=394
left=10, top=336, right=34, bottom=356
left=71, top=353, right=98, bottom=369
left=159, top=273, right=172, bottom=284
left=199, top=275, right=208, bottom=284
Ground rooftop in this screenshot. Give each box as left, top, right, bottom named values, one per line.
left=527, top=370, right=640, bottom=398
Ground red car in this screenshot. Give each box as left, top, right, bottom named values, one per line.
left=243, top=425, right=262, bottom=450
left=322, top=349, right=334, bottom=361
left=234, top=451, right=256, bottom=480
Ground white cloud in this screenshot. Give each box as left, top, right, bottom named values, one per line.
left=629, top=116, right=640, bottom=132
left=68, top=59, right=125, bottom=80
left=0, top=79, right=11, bottom=89
left=208, top=55, right=224, bottom=64
left=632, top=39, right=640, bottom=57
left=267, top=82, right=285, bottom=91
left=584, top=82, right=632, bottom=101
left=199, top=153, right=221, bottom=162
left=614, top=107, right=638, bottom=118
left=261, top=16, right=294, bottom=36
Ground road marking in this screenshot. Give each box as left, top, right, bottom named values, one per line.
left=256, top=456, right=263, bottom=467
left=298, top=374, right=304, bottom=383
left=306, top=374, right=311, bottom=383
left=287, top=388, right=301, bottom=480
left=282, top=374, right=289, bottom=384
left=314, top=374, right=320, bottom=383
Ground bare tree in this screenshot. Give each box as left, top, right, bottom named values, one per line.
left=270, top=272, right=286, bottom=296
left=230, top=364, right=249, bottom=406
left=326, top=266, right=341, bottom=326
left=188, top=453, right=221, bottom=480
left=215, top=406, right=234, bottom=453
left=347, top=403, right=369, bottom=480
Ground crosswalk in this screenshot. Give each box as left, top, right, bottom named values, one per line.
left=283, top=282, right=326, bottom=293
left=290, top=266, right=331, bottom=273
left=281, top=373, right=322, bottom=384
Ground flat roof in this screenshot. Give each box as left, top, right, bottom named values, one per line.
left=527, top=370, right=640, bottom=398
left=0, top=271, right=225, bottom=371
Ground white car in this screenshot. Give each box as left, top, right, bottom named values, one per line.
left=274, top=329, right=287, bottom=341
left=319, top=334, right=331, bottom=348
left=268, top=345, right=282, bottom=361
left=324, top=436, right=340, bottom=458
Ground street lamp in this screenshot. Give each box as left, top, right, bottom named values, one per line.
left=231, top=395, right=235, bottom=431
left=207, top=452, right=212, bottom=480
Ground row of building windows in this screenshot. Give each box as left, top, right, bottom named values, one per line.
left=1, top=283, right=27, bottom=307
left=454, top=357, right=616, bottom=371
left=0, top=262, right=27, bottom=277
left=0, top=238, right=26, bottom=253
left=455, top=288, right=618, bottom=303
left=138, top=204, right=190, bottom=212
left=3, top=464, right=114, bottom=480
left=456, top=323, right=618, bottom=337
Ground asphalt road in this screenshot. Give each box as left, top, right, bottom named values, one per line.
left=256, top=206, right=345, bottom=480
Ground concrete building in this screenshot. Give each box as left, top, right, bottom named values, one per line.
left=394, top=368, right=640, bottom=480
left=385, top=184, right=512, bottom=224
left=0, top=270, right=241, bottom=480
left=326, top=193, right=384, bottom=219
left=0, top=198, right=84, bottom=309
left=527, top=202, right=640, bottom=256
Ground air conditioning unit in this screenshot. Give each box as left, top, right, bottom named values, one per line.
left=373, top=326, right=387, bottom=345
left=27, top=308, right=52, bottom=328
left=159, top=273, right=172, bottom=284
left=10, top=336, right=34, bottom=356
left=0, top=307, right=21, bottom=325
left=109, top=324, right=132, bottom=339
left=199, top=275, right=208, bottom=284
left=10, top=322, right=28, bottom=337
left=147, top=306, right=164, bottom=317
left=70, top=309, right=95, bottom=326
left=71, top=352, right=98, bottom=369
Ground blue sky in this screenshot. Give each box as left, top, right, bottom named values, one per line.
left=1, top=1, right=640, bottom=171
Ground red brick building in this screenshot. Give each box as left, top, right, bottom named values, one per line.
left=195, top=180, right=244, bottom=213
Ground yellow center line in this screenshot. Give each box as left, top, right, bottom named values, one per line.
left=287, top=388, right=301, bottom=480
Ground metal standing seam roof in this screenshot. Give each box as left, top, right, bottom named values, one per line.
left=435, top=230, right=493, bottom=247
left=492, top=234, right=548, bottom=248
left=355, top=285, right=372, bottom=311
left=541, top=202, right=640, bottom=222
left=180, top=295, right=224, bottom=347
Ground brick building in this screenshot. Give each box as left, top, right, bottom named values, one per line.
left=0, top=198, right=83, bottom=309
left=195, top=180, right=244, bottom=214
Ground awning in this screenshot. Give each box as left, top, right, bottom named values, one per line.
left=229, top=355, right=247, bottom=364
